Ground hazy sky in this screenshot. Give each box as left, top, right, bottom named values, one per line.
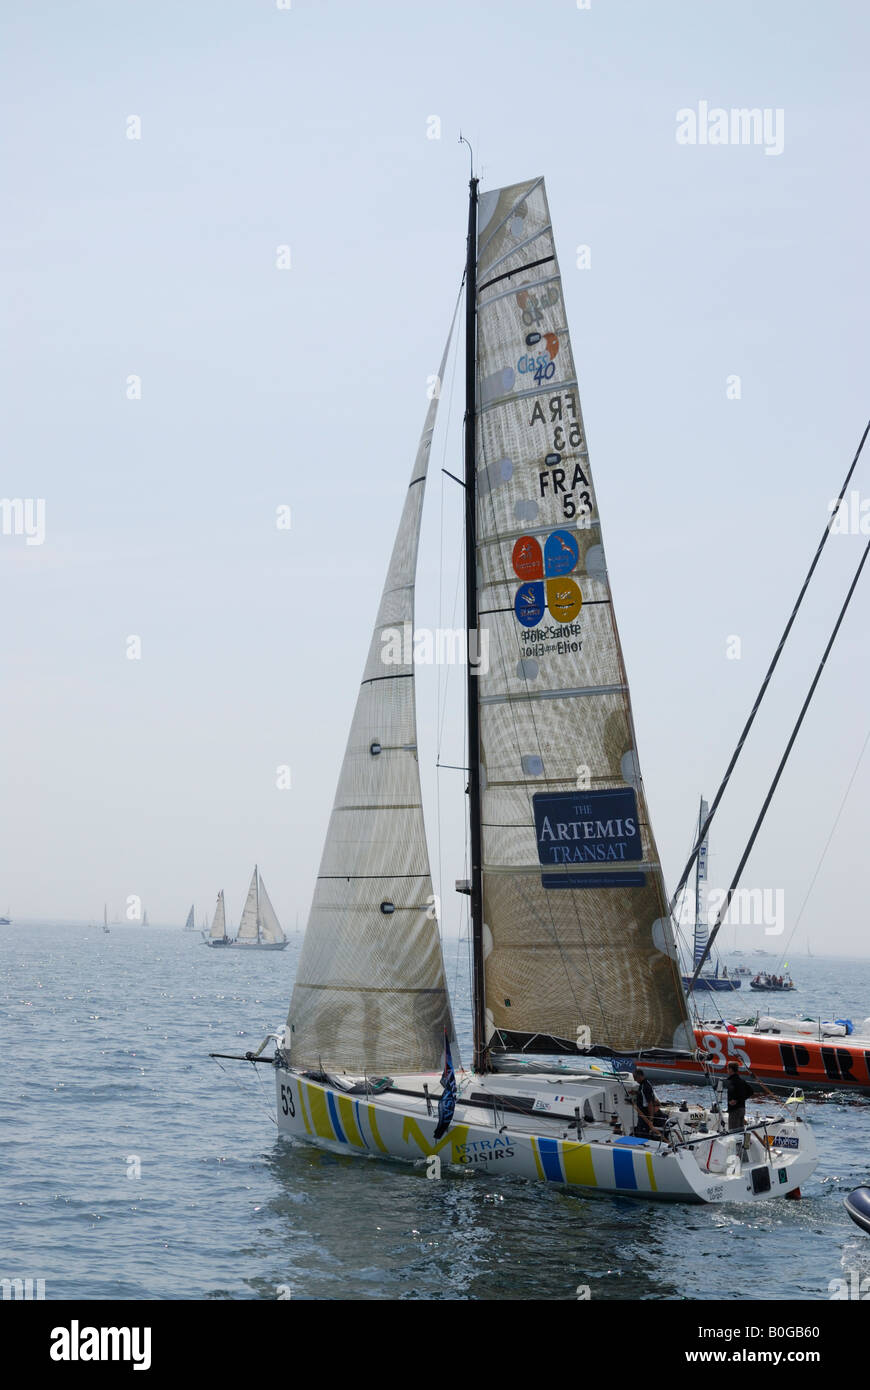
left=2, top=1, right=867, bottom=958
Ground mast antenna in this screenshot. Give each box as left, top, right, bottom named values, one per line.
left=459, top=132, right=475, bottom=180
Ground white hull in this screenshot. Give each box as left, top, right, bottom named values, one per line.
left=274, top=1063, right=816, bottom=1204
left=231, top=940, right=288, bottom=950
left=205, top=939, right=287, bottom=950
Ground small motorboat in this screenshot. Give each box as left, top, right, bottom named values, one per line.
left=844, top=1187, right=870, bottom=1235
left=750, top=972, right=796, bottom=992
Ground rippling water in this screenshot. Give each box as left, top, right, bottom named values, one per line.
left=2, top=926, right=869, bottom=1300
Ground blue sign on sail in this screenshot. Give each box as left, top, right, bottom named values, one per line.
left=532, top=789, right=643, bottom=888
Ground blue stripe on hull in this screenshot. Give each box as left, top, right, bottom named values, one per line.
left=326, top=1090, right=346, bottom=1143
left=613, top=1148, right=637, bottom=1189
left=537, top=1137, right=563, bottom=1182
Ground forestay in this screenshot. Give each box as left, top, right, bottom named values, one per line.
left=287, top=323, right=458, bottom=1074
left=474, top=177, right=691, bottom=1053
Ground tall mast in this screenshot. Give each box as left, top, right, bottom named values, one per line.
left=693, top=797, right=703, bottom=965
left=463, top=174, right=486, bottom=1072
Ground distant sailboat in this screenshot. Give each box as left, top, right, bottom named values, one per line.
left=142, top=909, right=149, bottom=927
left=681, top=798, right=739, bottom=993
left=231, top=867, right=288, bottom=951
left=205, top=890, right=231, bottom=948
left=0, top=906, right=12, bottom=926
left=102, top=904, right=110, bottom=935
left=203, top=871, right=288, bottom=950
left=183, top=904, right=197, bottom=932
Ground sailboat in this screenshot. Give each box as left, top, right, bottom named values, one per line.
left=256, top=173, right=815, bottom=1202
left=681, top=798, right=739, bottom=993
left=183, top=904, right=197, bottom=932
left=142, top=909, right=149, bottom=927
left=230, top=867, right=288, bottom=951
left=102, top=904, right=110, bottom=935
left=205, top=890, right=231, bottom=947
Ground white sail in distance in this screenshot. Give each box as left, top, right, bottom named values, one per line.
left=184, top=904, right=195, bottom=932
left=287, top=318, right=460, bottom=1074
left=473, top=177, right=691, bottom=1053
left=236, top=867, right=260, bottom=941
left=256, top=875, right=285, bottom=945
left=209, top=891, right=227, bottom=941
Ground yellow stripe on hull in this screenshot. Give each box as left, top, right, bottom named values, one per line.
left=298, top=1080, right=312, bottom=1135
left=367, top=1103, right=389, bottom=1154
left=338, top=1094, right=365, bottom=1149
left=306, top=1083, right=335, bottom=1141
left=561, top=1142, right=597, bottom=1188
left=530, top=1137, right=545, bottom=1180
left=645, top=1152, right=657, bottom=1192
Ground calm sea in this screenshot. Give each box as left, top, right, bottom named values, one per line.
left=2, top=926, right=869, bottom=1301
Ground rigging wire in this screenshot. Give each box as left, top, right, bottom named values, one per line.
left=434, top=283, right=464, bottom=961
left=669, top=417, right=870, bottom=918
left=210, top=1055, right=279, bottom=1128
left=689, top=533, right=870, bottom=988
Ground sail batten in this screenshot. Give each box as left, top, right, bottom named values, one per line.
left=286, top=315, right=460, bottom=1075
left=473, top=177, right=690, bottom=1055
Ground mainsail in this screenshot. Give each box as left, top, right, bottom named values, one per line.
left=237, top=868, right=260, bottom=942
left=287, top=326, right=458, bottom=1074
left=473, top=177, right=691, bottom=1054
left=184, top=904, right=195, bottom=932
left=210, top=890, right=227, bottom=941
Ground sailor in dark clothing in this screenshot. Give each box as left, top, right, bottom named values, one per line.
left=724, top=1060, right=754, bottom=1131
left=632, top=1067, right=661, bottom=1137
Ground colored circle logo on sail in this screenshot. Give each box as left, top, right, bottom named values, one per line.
left=512, top=530, right=583, bottom=627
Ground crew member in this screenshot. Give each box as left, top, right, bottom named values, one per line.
left=724, top=1060, right=754, bottom=1131
left=633, top=1068, right=660, bottom=1137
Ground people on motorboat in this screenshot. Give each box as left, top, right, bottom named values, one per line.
left=750, top=971, right=794, bottom=990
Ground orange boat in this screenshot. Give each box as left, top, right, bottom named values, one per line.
left=625, top=1023, right=870, bottom=1095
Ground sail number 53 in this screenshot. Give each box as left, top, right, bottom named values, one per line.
left=280, top=1083, right=295, bottom=1117
left=701, top=1034, right=751, bottom=1068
